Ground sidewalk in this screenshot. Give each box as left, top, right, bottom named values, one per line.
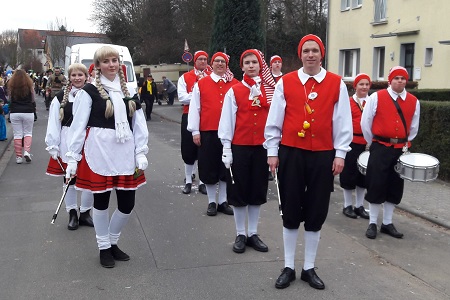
left=151, top=103, right=450, bottom=229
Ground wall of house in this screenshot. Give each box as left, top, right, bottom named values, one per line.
left=327, top=0, right=450, bottom=89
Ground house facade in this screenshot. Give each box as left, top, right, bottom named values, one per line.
left=327, top=0, right=450, bottom=89
left=17, top=29, right=110, bottom=72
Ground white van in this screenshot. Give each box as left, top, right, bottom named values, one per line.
left=65, top=43, right=138, bottom=95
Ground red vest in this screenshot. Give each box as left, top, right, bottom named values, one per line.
left=372, top=89, right=417, bottom=148
left=280, top=71, right=341, bottom=151
left=350, top=97, right=366, bottom=144
left=198, top=76, right=239, bottom=131
left=182, top=70, right=198, bottom=114
left=231, top=82, right=269, bottom=145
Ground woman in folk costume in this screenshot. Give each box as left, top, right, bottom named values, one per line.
left=218, top=49, right=276, bottom=253
left=65, top=46, right=149, bottom=268
left=45, top=63, right=94, bottom=230
left=340, top=73, right=371, bottom=220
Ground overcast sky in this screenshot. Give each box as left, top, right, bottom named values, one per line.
left=1, top=0, right=98, bottom=33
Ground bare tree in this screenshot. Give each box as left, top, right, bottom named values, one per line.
left=46, top=18, right=70, bottom=67
left=0, top=30, right=18, bottom=68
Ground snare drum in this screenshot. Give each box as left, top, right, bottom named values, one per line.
left=394, top=153, right=440, bottom=182
left=357, top=151, right=370, bottom=175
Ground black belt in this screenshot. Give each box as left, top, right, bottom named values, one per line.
left=373, top=135, right=407, bottom=144
left=353, top=133, right=364, bottom=137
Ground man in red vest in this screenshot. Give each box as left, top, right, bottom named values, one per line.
left=187, top=52, right=239, bottom=216
left=177, top=51, right=210, bottom=195
left=264, top=34, right=352, bottom=290
left=361, top=66, right=420, bottom=240
left=218, top=49, right=275, bottom=254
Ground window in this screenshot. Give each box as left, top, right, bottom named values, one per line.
left=425, top=48, right=433, bottom=66
left=400, top=43, right=415, bottom=81
left=339, top=49, right=360, bottom=79
left=373, top=47, right=385, bottom=80
left=374, top=0, right=387, bottom=22
left=341, top=0, right=351, bottom=11
left=352, top=0, right=363, bottom=8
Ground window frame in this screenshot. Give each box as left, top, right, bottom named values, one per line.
left=373, top=0, right=387, bottom=23
left=424, top=48, right=433, bottom=67
left=339, top=49, right=360, bottom=80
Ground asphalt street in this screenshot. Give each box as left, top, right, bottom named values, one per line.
left=0, top=95, right=449, bottom=299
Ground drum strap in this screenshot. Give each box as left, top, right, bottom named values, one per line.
left=389, top=96, right=408, bottom=138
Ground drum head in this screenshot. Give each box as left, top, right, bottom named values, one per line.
left=357, top=151, right=370, bottom=167
left=399, top=153, right=439, bottom=167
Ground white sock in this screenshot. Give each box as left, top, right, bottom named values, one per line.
left=185, top=163, right=194, bottom=184
left=64, top=185, right=77, bottom=212
left=343, top=189, right=353, bottom=207
left=233, top=206, right=246, bottom=236
left=304, top=230, right=320, bottom=270
left=369, top=203, right=381, bottom=224
left=205, top=184, right=216, bottom=204
left=80, top=191, right=94, bottom=212
left=93, top=208, right=110, bottom=250
left=355, top=186, right=365, bottom=208
left=218, top=180, right=227, bottom=205
left=109, top=209, right=131, bottom=245
left=382, top=202, right=395, bottom=225
left=247, top=205, right=261, bottom=237
left=283, top=227, right=299, bottom=270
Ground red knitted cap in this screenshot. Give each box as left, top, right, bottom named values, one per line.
left=298, top=34, right=325, bottom=59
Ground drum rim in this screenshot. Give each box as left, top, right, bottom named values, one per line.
left=399, top=153, right=440, bottom=168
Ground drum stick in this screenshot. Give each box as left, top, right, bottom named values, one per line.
left=229, top=167, right=235, bottom=184
left=56, top=158, right=65, bottom=172
left=51, top=178, right=72, bottom=224
left=274, top=171, right=283, bottom=216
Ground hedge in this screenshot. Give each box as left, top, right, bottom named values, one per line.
left=410, top=101, right=450, bottom=182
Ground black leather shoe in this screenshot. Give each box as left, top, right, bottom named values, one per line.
left=380, top=223, right=404, bottom=238
left=111, top=244, right=130, bottom=261
left=100, top=248, right=115, bottom=268
left=275, top=267, right=296, bottom=289
left=182, top=183, right=192, bottom=194
left=268, top=171, right=274, bottom=181
left=301, top=268, right=325, bottom=290
left=246, top=234, right=268, bottom=252
left=232, top=235, right=246, bottom=253
left=365, top=223, right=377, bottom=239
left=343, top=205, right=357, bottom=219
left=354, top=206, right=369, bottom=219
left=67, top=209, right=79, bottom=230
left=79, top=209, right=94, bottom=227
left=217, top=202, right=234, bottom=215
left=198, top=183, right=207, bottom=195
left=207, top=203, right=217, bottom=216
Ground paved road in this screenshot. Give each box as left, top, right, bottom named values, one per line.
left=0, top=96, right=448, bottom=299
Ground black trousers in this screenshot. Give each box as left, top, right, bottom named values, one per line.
left=93, top=190, right=135, bottom=214
left=339, top=142, right=366, bottom=189
left=226, top=145, right=268, bottom=207
left=142, top=95, right=155, bottom=119
left=181, top=113, right=198, bottom=165
left=365, top=142, right=404, bottom=205
left=198, top=131, right=226, bottom=184
left=278, top=145, right=335, bottom=231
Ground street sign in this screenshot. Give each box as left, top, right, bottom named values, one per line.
left=182, top=52, right=193, bottom=63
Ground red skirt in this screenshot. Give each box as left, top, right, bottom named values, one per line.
left=46, top=157, right=66, bottom=177
left=75, top=153, right=146, bottom=193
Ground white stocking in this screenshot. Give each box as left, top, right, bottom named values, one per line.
left=93, top=208, right=110, bottom=250
left=304, top=230, right=320, bottom=270
left=64, top=185, right=77, bottom=212
left=233, top=206, right=246, bottom=236
left=109, top=209, right=131, bottom=245
left=247, top=205, right=261, bottom=237
left=283, top=227, right=299, bottom=270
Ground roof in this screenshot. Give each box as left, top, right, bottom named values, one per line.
left=18, top=29, right=47, bottom=49
left=18, top=29, right=109, bottom=49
